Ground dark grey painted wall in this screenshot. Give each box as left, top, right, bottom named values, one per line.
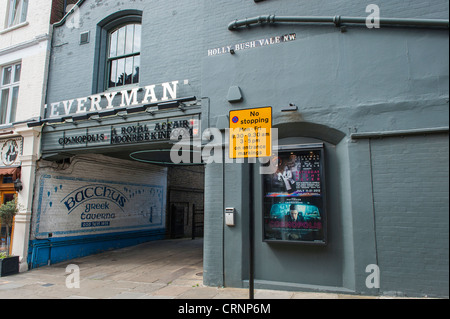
left=44, top=0, right=449, bottom=297
left=47, top=0, right=203, bottom=104
left=200, top=0, right=448, bottom=297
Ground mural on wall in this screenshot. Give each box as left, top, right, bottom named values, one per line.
left=34, top=175, right=165, bottom=238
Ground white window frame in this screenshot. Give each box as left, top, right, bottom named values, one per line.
left=0, top=63, right=21, bottom=125
left=6, top=0, right=28, bottom=28
left=106, top=22, right=141, bottom=90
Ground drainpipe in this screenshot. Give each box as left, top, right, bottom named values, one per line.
left=228, top=15, right=449, bottom=31
left=53, top=0, right=86, bottom=27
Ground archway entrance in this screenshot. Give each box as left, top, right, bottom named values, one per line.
left=31, top=109, right=205, bottom=268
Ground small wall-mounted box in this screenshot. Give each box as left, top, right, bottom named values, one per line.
left=225, top=207, right=235, bottom=226
left=80, top=31, right=90, bottom=45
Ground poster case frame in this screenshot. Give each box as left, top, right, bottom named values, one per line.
left=261, top=143, right=328, bottom=246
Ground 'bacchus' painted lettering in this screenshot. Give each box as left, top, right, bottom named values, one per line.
left=62, top=185, right=128, bottom=213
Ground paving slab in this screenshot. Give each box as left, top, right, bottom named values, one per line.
left=213, top=287, right=249, bottom=299
left=254, top=289, right=294, bottom=299
left=176, top=286, right=220, bottom=299
left=110, top=291, right=149, bottom=299
left=292, top=292, right=339, bottom=299
left=151, top=284, right=192, bottom=297
left=0, top=238, right=434, bottom=300
left=130, top=282, right=167, bottom=294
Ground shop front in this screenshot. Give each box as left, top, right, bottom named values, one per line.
left=28, top=89, right=205, bottom=268
left=0, top=137, right=22, bottom=254
left=0, top=124, right=41, bottom=274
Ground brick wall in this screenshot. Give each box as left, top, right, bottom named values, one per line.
left=203, top=162, right=224, bottom=287
left=371, top=134, right=449, bottom=297
left=50, top=0, right=78, bottom=24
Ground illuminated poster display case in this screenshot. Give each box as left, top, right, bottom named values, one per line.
left=262, top=143, right=327, bottom=245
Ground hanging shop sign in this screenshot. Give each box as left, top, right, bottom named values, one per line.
left=229, top=106, right=272, bottom=158
left=0, top=137, right=23, bottom=167
left=262, top=144, right=327, bottom=244
left=45, top=80, right=189, bottom=118
left=41, top=115, right=200, bottom=152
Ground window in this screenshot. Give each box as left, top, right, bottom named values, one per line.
left=94, top=11, right=142, bottom=93
left=0, top=63, right=21, bottom=125
left=0, top=192, right=15, bottom=254
left=107, top=23, right=141, bottom=89
left=6, top=0, right=28, bottom=28
left=2, top=175, right=14, bottom=184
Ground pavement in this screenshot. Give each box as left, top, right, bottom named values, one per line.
left=0, top=238, right=431, bottom=300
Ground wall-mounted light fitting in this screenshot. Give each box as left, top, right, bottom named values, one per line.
left=98, top=109, right=116, bottom=117
left=227, top=86, right=243, bottom=103
left=63, top=117, right=78, bottom=125
left=14, top=179, right=23, bottom=192
left=281, top=103, right=298, bottom=112
left=146, top=106, right=156, bottom=115
left=89, top=114, right=102, bottom=123
left=158, top=100, right=180, bottom=110
left=72, top=114, right=90, bottom=121
left=116, top=110, right=128, bottom=119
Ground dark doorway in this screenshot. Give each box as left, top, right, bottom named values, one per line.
left=167, top=165, right=204, bottom=239
left=170, top=202, right=188, bottom=238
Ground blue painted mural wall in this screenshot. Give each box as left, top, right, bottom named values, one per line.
left=28, top=230, right=165, bottom=269
left=29, top=154, right=167, bottom=268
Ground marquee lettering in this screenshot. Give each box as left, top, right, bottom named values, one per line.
left=111, top=120, right=195, bottom=145
left=48, top=81, right=181, bottom=118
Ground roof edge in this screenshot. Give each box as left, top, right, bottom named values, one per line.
left=53, top=0, right=86, bottom=27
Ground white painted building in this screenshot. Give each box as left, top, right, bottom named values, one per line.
left=0, top=0, right=52, bottom=271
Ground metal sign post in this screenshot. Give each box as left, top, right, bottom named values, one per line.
left=249, top=160, right=255, bottom=299
left=229, top=106, right=272, bottom=300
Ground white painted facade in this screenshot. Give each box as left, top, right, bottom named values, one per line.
left=0, top=0, right=53, bottom=271
left=0, top=0, right=52, bottom=121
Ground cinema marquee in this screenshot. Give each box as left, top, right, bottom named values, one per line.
left=45, top=80, right=183, bottom=118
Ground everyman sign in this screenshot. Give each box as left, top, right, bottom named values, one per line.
left=229, top=107, right=272, bottom=158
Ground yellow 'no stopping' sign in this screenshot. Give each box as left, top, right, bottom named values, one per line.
left=229, top=106, right=272, bottom=159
